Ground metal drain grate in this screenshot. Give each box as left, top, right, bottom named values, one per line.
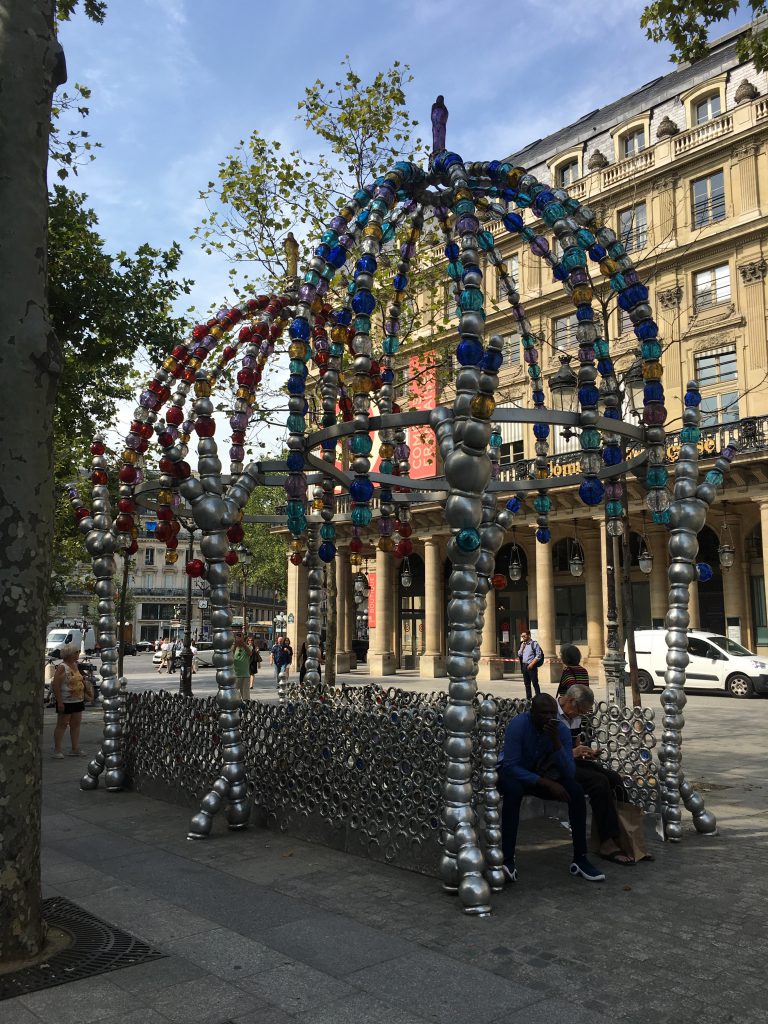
left=0, top=896, right=166, bottom=1001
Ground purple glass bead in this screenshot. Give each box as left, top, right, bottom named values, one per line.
left=139, top=390, right=154, bottom=409
left=512, top=303, right=526, bottom=318
left=284, top=475, right=307, bottom=500
left=299, top=285, right=316, bottom=302
left=578, top=346, right=595, bottom=363
left=722, top=446, right=736, bottom=460
left=315, top=337, right=330, bottom=353
left=135, top=468, right=144, bottom=483
left=338, top=234, right=354, bottom=249
left=229, top=444, right=245, bottom=462
left=643, top=404, right=668, bottom=426
left=125, top=432, right=141, bottom=450
left=606, top=482, right=623, bottom=499
left=316, top=280, right=329, bottom=297
left=330, top=216, right=347, bottom=232
left=216, top=308, right=228, bottom=321
left=165, top=425, right=179, bottom=441
left=378, top=518, right=395, bottom=536
left=455, top=215, right=480, bottom=235
left=434, top=206, right=449, bottom=220
left=623, top=269, right=640, bottom=285
left=491, top=462, right=501, bottom=479
left=570, top=268, right=589, bottom=285
left=230, top=412, right=248, bottom=431
left=384, top=321, right=398, bottom=335
left=394, top=444, right=411, bottom=460
left=404, top=199, right=418, bottom=214
left=523, top=348, right=539, bottom=365
left=241, top=355, right=257, bottom=368
left=530, top=236, right=549, bottom=257
left=182, top=419, right=194, bottom=434
left=351, top=526, right=361, bottom=538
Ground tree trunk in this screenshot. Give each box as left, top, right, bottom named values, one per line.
left=621, top=524, right=642, bottom=707
left=0, top=0, right=63, bottom=960
left=324, top=559, right=337, bottom=688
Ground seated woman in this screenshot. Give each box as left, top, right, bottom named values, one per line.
left=557, top=644, right=590, bottom=696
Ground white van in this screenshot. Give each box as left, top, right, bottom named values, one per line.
left=630, top=629, right=768, bottom=699
left=45, top=626, right=97, bottom=658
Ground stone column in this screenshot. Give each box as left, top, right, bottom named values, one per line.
left=738, top=258, right=768, bottom=373
left=344, top=559, right=357, bottom=669
left=582, top=531, right=604, bottom=664
left=477, top=588, right=503, bottom=682
left=648, top=527, right=669, bottom=626
left=688, top=580, right=701, bottom=629
left=722, top=520, right=747, bottom=643
left=534, top=533, right=555, bottom=683
left=650, top=176, right=676, bottom=248
left=286, top=556, right=307, bottom=656
left=734, top=143, right=760, bottom=217
left=368, top=547, right=396, bottom=675
left=335, top=549, right=351, bottom=673
left=420, top=536, right=447, bottom=677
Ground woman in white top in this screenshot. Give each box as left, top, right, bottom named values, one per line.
left=52, top=643, right=89, bottom=758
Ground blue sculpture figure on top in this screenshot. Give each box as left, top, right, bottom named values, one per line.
left=431, top=95, right=448, bottom=153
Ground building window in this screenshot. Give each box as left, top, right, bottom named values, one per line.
left=558, top=159, right=579, bottom=187
left=621, top=127, right=645, bottom=158
left=553, top=314, right=578, bottom=350
left=496, top=401, right=525, bottom=467
left=142, top=574, right=153, bottom=591
left=692, top=170, right=725, bottom=227
left=693, top=264, right=730, bottom=310
left=618, top=202, right=647, bottom=252
left=554, top=584, right=587, bottom=644
left=695, top=347, right=737, bottom=386
left=144, top=548, right=155, bottom=566
left=499, top=439, right=524, bottom=465
left=695, top=92, right=721, bottom=125
left=699, top=391, right=739, bottom=427
left=618, top=305, right=633, bottom=335
left=502, top=332, right=521, bottom=366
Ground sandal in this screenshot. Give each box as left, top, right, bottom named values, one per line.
left=600, top=850, right=635, bottom=866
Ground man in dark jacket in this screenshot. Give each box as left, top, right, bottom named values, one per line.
left=497, top=693, right=605, bottom=884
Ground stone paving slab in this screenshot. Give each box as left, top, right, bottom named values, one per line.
left=4, top=692, right=766, bottom=1023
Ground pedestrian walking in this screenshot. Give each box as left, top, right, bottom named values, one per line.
left=52, top=644, right=91, bottom=758
left=249, top=639, right=261, bottom=690
left=518, top=629, right=544, bottom=700
left=233, top=631, right=251, bottom=701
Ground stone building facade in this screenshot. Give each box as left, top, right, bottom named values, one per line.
left=286, top=24, right=768, bottom=681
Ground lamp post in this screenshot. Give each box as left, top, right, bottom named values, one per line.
left=549, top=354, right=579, bottom=439
left=236, top=543, right=252, bottom=632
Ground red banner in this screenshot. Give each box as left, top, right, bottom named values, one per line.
left=407, top=354, right=438, bottom=479
left=367, top=571, right=376, bottom=628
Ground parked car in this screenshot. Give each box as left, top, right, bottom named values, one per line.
left=194, top=641, right=215, bottom=668
left=122, top=641, right=137, bottom=656
left=135, top=640, right=154, bottom=653
left=630, top=629, right=768, bottom=698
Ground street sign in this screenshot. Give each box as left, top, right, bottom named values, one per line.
left=198, top=600, right=208, bottom=609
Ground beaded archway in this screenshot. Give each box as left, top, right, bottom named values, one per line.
left=67, top=112, right=730, bottom=915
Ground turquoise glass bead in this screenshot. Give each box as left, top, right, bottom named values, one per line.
left=457, top=528, right=481, bottom=552
left=350, top=434, right=373, bottom=455
left=594, top=339, right=610, bottom=358
left=542, top=202, right=567, bottom=226
left=516, top=192, right=532, bottom=208
left=646, top=467, right=669, bottom=487
left=320, top=263, right=336, bottom=281
left=705, top=469, right=724, bottom=486
left=490, top=431, right=503, bottom=448
left=606, top=500, right=624, bottom=517
left=320, top=524, right=336, bottom=541
left=354, top=315, right=371, bottom=334
left=287, top=415, right=305, bottom=433
left=680, top=426, right=701, bottom=443
left=641, top=340, right=662, bottom=360
left=534, top=495, right=552, bottom=513
left=477, top=230, right=495, bottom=251
left=610, top=273, right=627, bottom=291
left=351, top=506, right=373, bottom=526
left=454, top=199, right=475, bottom=216
left=652, top=509, right=672, bottom=526
left=303, top=270, right=321, bottom=286
left=522, top=333, right=537, bottom=349
left=576, top=228, right=596, bottom=248
left=459, top=289, right=484, bottom=312
left=381, top=222, right=395, bottom=243
left=580, top=428, right=601, bottom=450
left=286, top=500, right=304, bottom=516
left=370, top=198, right=389, bottom=215
left=383, top=337, right=399, bottom=355
left=289, top=359, right=307, bottom=375
left=330, top=343, right=344, bottom=357
left=562, top=246, right=586, bottom=271
left=321, top=230, right=339, bottom=245
left=527, top=364, right=542, bottom=379
left=379, top=460, right=393, bottom=475
left=447, top=261, right=464, bottom=279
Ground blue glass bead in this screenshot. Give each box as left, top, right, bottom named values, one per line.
left=320, top=524, right=336, bottom=541
left=393, top=273, right=408, bottom=291
left=532, top=189, right=555, bottom=213
left=462, top=263, right=482, bottom=283
left=503, top=212, right=525, bottom=232
left=536, top=527, right=551, bottom=543
left=644, top=382, right=664, bottom=403
left=652, top=509, right=672, bottom=526
left=516, top=192, right=532, bottom=208
left=457, top=528, right=481, bottom=552
left=580, top=429, right=601, bottom=450
left=477, top=230, right=495, bottom=251
left=684, top=390, right=702, bottom=407
left=382, top=368, right=394, bottom=383
left=576, top=305, right=594, bottom=321
left=456, top=338, right=484, bottom=365
left=383, top=337, right=400, bottom=355
left=445, top=242, right=460, bottom=260
left=501, top=187, right=518, bottom=202
left=542, top=202, right=567, bottom=226
left=588, top=244, right=607, bottom=262
left=578, top=385, right=600, bottom=407
left=351, top=505, right=373, bottom=526
left=696, top=562, right=713, bottom=583
left=680, top=426, right=701, bottom=442
left=289, top=317, right=310, bottom=341
left=287, top=415, right=305, bottom=433
left=321, top=230, right=339, bottom=245
left=287, top=376, right=306, bottom=396
left=394, top=160, right=414, bottom=178
left=330, top=342, right=344, bottom=357
left=352, top=290, right=376, bottom=315
left=603, top=408, right=620, bottom=420
left=533, top=423, right=550, bottom=440
left=356, top=210, right=369, bottom=226
left=379, top=460, right=393, bottom=475
left=634, top=320, right=658, bottom=340
left=488, top=160, right=501, bottom=176
left=606, top=500, right=624, bottom=517
left=597, top=358, right=614, bottom=376
left=318, top=542, right=336, bottom=563
left=459, top=288, right=484, bottom=312
left=490, top=431, right=503, bottom=448
left=603, top=445, right=622, bottom=466
left=350, top=434, right=373, bottom=455
left=532, top=389, right=545, bottom=405
left=354, top=315, right=371, bottom=334
left=553, top=264, right=569, bottom=282
left=286, top=452, right=304, bottom=471
left=534, top=494, right=552, bottom=513
left=321, top=438, right=336, bottom=451
left=335, top=308, right=352, bottom=326
left=648, top=467, right=670, bottom=487
left=482, top=348, right=504, bottom=372
left=302, top=399, right=309, bottom=414
left=380, top=489, right=393, bottom=503
left=562, top=246, right=587, bottom=271
left=705, top=469, right=724, bottom=486
left=355, top=188, right=371, bottom=203
left=315, top=243, right=330, bottom=260
left=579, top=477, right=602, bottom=507
left=641, top=340, right=662, bottom=360
left=349, top=477, right=374, bottom=503
left=447, top=260, right=464, bottom=280
left=357, top=254, right=377, bottom=273
left=506, top=497, right=521, bottom=513
left=328, top=245, right=348, bottom=269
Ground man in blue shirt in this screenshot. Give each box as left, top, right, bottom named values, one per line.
left=517, top=630, right=543, bottom=699
left=498, top=693, right=605, bottom=883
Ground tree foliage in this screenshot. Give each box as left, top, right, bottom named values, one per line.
left=241, top=486, right=289, bottom=598
left=641, top=1, right=768, bottom=70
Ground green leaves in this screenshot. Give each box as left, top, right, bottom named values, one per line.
left=641, top=2, right=768, bottom=71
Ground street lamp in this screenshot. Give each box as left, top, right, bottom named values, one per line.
left=236, top=544, right=252, bottom=631
left=637, top=514, right=654, bottom=575
left=718, top=504, right=735, bottom=570
left=400, top=557, right=413, bottom=589
left=548, top=354, right=578, bottom=414
left=568, top=540, right=584, bottom=577
left=623, top=351, right=645, bottom=420
left=508, top=530, right=523, bottom=582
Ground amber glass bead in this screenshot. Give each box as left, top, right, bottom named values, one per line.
left=351, top=375, right=372, bottom=394
left=195, top=379, right=212, bottom=397
left=378, top=536, right=395, bottom=552
left=363, top=223, right=383, bottom=241
left=470, top=394, right=496, bottom=419
left=643, top=363, right=664, bottom=380
left=599, top=258, right=619, bottom=277
left=165, top=550, right=179, bottom=565
left=122, top=449, right=139, bottom=465
left=571, top=284, right=593, bottom=305
left=157, top=489, right=173, bottom=504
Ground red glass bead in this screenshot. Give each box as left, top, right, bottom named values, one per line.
left=157, top=506, right=173, bottom=521
left=74, top=507, right=90, bottom=521
left=173, top=345, right=188, bottom=358
left=186, top=559, right=205, bottom=578
left=172, top=364, right=185, bottom=379
left=194, top=346, right=207, bottom=360
left=290, top=552, right=303, bottom=565
left=175, top=461, right=191, bottom=479
left=166, top=536, right=179, bottom=550
left=396, top=522, right=412, bottom=538
left=159, top=457, right=175, bottom=474
left=224, top=550, right=239, bottom=566
left=195, top=418, right=215, bottom=437
left=252, top=323, right=268, bottom=339
left=227, top=524, right=244, bottom=543
left=156, top=522, right=172, bottom=542
left=222, top=346, right=236, bottom=361
left=170, top=519, right=181, bottom=535
left=90, top=441, right=106, bottom=456
left=157, top=431, right=174, bottom=448
left=350, top=537, right=362, bottom=553
left=491, top=573, right=507, bottom=589
left=89, top=469, right=107, bottom=485
left=238, top=327, right=252, bottom=342
left=127, top=539, right=139, bottom=555
left=166, top=407, right=184, bottom=426
left=237, top=369, right=255, bottom=386
left=395, top=539, right=413, bottom=558
left=118, top=498, right=135, bottom=514
left=231, top=430, right=245, bottom=444
left=184, top=369, right=196, bottom=383
left=115, top=514, right=133, bottom=533
left=192, top=325, right=207, bottom=339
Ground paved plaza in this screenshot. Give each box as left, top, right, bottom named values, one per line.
left=5, top=681, right=767, bottom=1024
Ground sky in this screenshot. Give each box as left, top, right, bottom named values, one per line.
left=57, top=0, right=749, bottom=452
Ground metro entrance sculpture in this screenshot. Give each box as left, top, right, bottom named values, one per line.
left=66, top=106, right=728, bottom=914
